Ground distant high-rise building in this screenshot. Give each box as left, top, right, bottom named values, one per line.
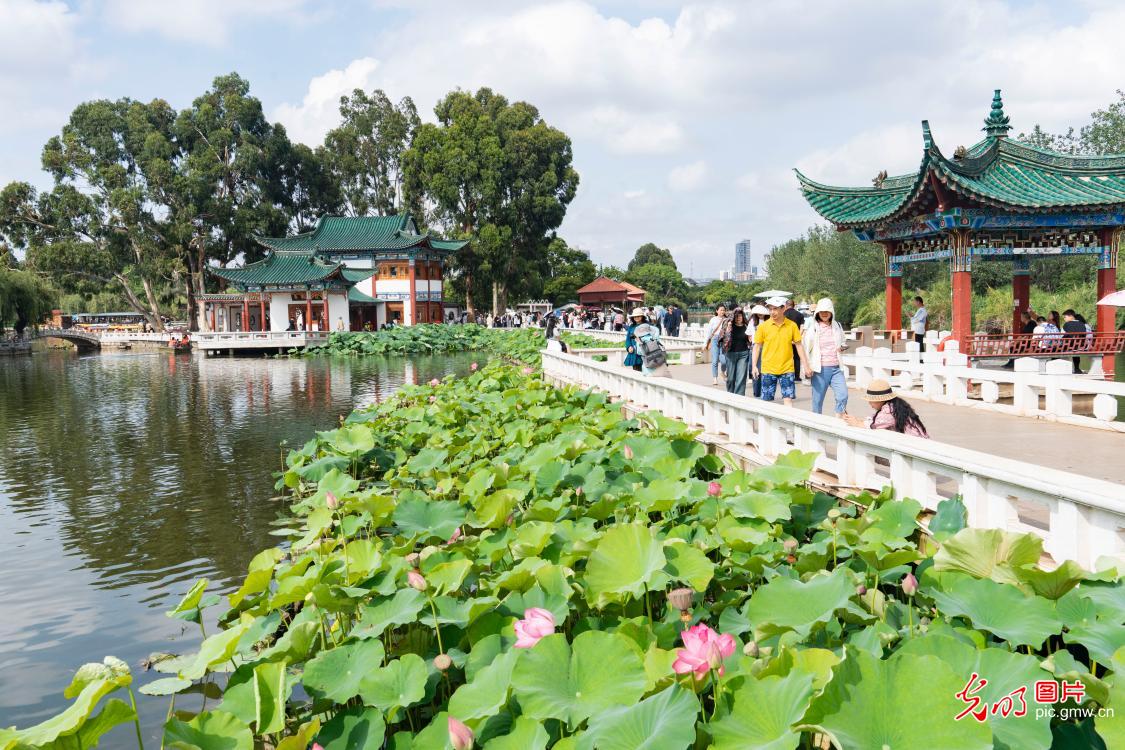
left=719, top=268, right=733, bottom=281
left=735, top=239, right=752, bottom=275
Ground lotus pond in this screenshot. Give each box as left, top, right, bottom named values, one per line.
left=4, top=360, right=1124, bottom=749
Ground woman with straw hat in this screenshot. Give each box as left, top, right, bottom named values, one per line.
left=623, top=308, right=648, bottom=372
left=844, top=379, right=929, bottom=437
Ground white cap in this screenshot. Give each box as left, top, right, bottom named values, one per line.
left=765, top=296, right=788, bottom=308
left=750, top=304, right=769, bottom=316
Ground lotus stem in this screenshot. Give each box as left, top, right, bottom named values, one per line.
left=427, top=596, right=445, bottom=654
left=127, top=686, right=145, bottom=750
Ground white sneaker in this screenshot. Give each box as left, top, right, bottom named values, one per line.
left=712, top=377, right=718, bottom=385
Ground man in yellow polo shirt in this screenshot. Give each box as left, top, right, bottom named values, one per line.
left=752, top=296, right=812, bottom=406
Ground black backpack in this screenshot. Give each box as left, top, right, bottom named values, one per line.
left=637, top=326, right=667, bottom=368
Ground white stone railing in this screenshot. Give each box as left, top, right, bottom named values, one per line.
left=194, top=331, right=330, bottom=350
left=100, top=332, right=172, bottom=343
left=572, top=344, right=705, bottom=367
left=845, top=346, right=1125, bottom=431
left=542, top=349, right=1125, bottom=569
left=577, top=329, right=710, bottom=349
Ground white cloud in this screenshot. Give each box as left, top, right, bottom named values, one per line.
left=273, top=58, right=381, bottom=145
left=668, top=160, right=707, bottom=191
left=101, top=0, right=310, bottom=44
left=623, top=189, right=646, bottom=200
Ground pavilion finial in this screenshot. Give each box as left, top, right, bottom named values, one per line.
left=983, top=89, right=1011, bottom=138
left=921, top=120, right=934, bottom=149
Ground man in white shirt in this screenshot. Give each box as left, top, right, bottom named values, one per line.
left=910, top=296, right=928, bottom=352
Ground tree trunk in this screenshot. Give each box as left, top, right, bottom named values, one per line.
left=112, top=272, right=163, bottom=331
left=492, top=281, right=499, bottom=316
left=140, top=276, right=166, bottom=332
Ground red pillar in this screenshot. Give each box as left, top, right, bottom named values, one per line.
left=951, top=270, right=973, bottom=348
left=209, top=303, right=216, bottom=332
left=1012, top=262, right=1030, bottom=334
left=305, top=294, right=312, bottom=331
left=885, top=275, right=902, bottom=333
left=1098, top=265, right=1117, bottom=381
left=259, top=295, right=266, bottom=332
left=242, top=298, right=250, bottom=332
left=322, top=295, right=329, bottom=332
left=407, top=259, right=417, bottom=326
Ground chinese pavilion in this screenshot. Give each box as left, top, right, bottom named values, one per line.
left=796, top=90, right=1125, bottom=377
left=201, top=214, right=467, bottom=332
left=576, top=276, right=647, bottom=309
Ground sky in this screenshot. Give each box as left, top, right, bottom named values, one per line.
left=2, top=0, right=1124, bottom=277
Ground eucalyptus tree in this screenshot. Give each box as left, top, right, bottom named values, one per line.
left=321, top=89, right=419, bottom=216
left=403, top=88, right=579, bottom=313
left=0, top=98, right=178, bottom=330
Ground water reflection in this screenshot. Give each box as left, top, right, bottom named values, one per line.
left=0, top=350, right=473, bottom=734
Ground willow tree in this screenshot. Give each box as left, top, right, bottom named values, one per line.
left=403, top=88, right=579, bottom=313
left=0, top=264, right=55, bottom=335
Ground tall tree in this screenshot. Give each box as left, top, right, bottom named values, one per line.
left=624, top=263, right=688, bottom=306
left=627, top=242, right=677, bottom=271
left=542, top=237, right=597, bottom=305
left=321, top=90, right=419, bottom=216
left=0, top=263, right=55, bottom=335
left=0, top=98, right=179, bottom=330
left=403, top=88, right=579, bottom=313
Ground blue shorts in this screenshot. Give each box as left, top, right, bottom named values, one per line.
left=760, top=371, right=796, bottom=401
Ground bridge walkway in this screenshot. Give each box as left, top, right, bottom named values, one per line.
left=668, top=362, right=1125, bottom=485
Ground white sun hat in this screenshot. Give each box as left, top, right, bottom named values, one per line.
left=814, top=297, right=836, bottom=315
left=630, top=308, right=647, bottom=318
left=765, top=296, right=788, bottom=308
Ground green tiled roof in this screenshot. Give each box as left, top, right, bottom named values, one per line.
left=341, top=267, right=375, bottom=283
left=209, top=250, right=345, bottom=287
left=348, top=286, right=378, bottom=304
left=257, top=214, right=467, bottom=254
left=796, top=89, right=1125, bottom=228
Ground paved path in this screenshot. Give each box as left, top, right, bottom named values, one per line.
left=665, top=363, right=1125, bottom=485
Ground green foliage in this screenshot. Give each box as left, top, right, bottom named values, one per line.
left=624, top=263, right=688, bottom=308
left=765, top=225, right=884, bottom=326
left=321, top=89, right=418, bottom=217
left=403, top=88, right=579, bottom=312
left=627, top=242, right=677, bottom=271
left=542, top=237, right=597, bottom=305
left=6, top=363, right=1122, bottom=748
left=0, top=264, right=55, bottom=334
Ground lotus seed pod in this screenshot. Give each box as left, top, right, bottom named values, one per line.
left=743, top=640, right=759, bottom=657
left=667, top=587, right=693, bottom=612
left=434, top=653, right=452, bottom=671
left=405, top=553, right=421, bottom=568
left=920, top=616, right=931, bottom=628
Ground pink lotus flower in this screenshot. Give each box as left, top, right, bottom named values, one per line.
left=325, top=492, right=339, bottom=510
left=448, top=717, right=474, bottom=750
left=470, top=362, right=478, bottom=371
left=430, top=378, right=440, bottom=386
left=448, top=527, right=462, bottom=544
left=312, top=744, right=325, bottom=750
left=707, top=481, right=722, bottom=497
left=407, top=569, right=427, bottom=591
left=522, top=366, right=534, bottom=375
left=672, top=623, right=736, bottom=679
left=513, top=607, right=556, bottom=648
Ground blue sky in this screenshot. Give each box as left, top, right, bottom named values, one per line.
left=2, top=0, right=1123, bottom=276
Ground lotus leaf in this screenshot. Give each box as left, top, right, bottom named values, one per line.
left=163, top=710, right=253, bottom=750
left=710, top=671, right=814, bottom=750
left=317, top=707, right=386, bottom=750
left=511, top=631, right=646, bottom=725
left=483, top=716, right=550, bottom=750
left=928, top=574, right=1062, bottom=648
left=303, top=639, right=385, bottom=704
left=746, top=568, right=853, bottom=638
left=584, top=524, right=668, bottom=606
left=393, top=496, right=466, bottom=541
left=359, top=653, right=428, bottom=712
left=354, top=589, right=427, bottom=639
left=799, top=650, right=992, bottom=749
left=928, top=496, right=968, bottom=541
left=583, top=685, right=699, bottom=750
left=448, top=648, right=519, bottom=720
left=933, top=528, right=1043, bottom=586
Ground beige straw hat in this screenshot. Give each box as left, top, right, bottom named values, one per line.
left=862, top=378, right=896, bottom=403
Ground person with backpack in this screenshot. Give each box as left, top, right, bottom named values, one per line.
left=624, top=309, right=648, bottom=371
left=629, top=308, right=669, bottom=376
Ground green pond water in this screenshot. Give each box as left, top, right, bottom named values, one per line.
left=0, top=349, right=476, bottom=739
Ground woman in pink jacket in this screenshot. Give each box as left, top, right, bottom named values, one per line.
left=844, top=378, right=929, bottom=437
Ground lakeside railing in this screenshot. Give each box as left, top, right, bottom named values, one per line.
left=542, top=349, right=1125, bottom=569
left=194, top=330, right=330, bottom=350
left=845, top=347, right=1124, bottom=431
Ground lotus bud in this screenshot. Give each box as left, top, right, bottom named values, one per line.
left=407, top=569, right=428, bottom=592
left=404, top=553, right=421, bottom=568
left=505, top=513, right=515, bottom=526
left=522, top=366, right=534, bottom=375
left=430, top=378, right=440, bottom=386
left=856, top=584, right=867, bottom=596
left=312, top=744, right=325, bottom=750
left=707, top=481, right=722, bottom=497
left=623, top=444, right=634, bottom=460
left=667, top=587, right=693, bottom=612
left=434, top=653, right=452, bottom=671
left=901, top=572, right=918, bottom=596
left=785, top=554, right=797, bottom=564
left=783, top=538, right=798, bottom=551
left=429, top=395, right=437, bottom=403
left=470, top=362, right=478, bottom=371
left=325, top=492, right=339, bottom=510
left=575, top=486, right=584, bottom=497
left=448, top=527, right=462, bottom=544
left=743, top=640, right=759, bottom=657
left=448, top=717, right=474, bottom=750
